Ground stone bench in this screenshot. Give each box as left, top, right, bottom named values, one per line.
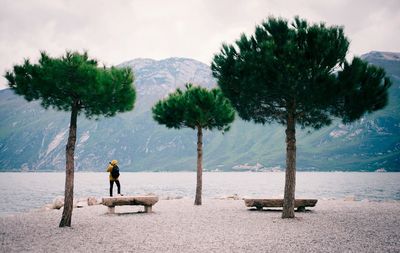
left=102, top=196, right=159, bottom=214
left=244, top=198, right=318, bottom=212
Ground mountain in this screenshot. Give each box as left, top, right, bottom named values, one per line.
left=0, top=53, right=399, bottom=172
left=118, top=57, right=215, bottom=111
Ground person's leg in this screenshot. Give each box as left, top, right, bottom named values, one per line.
left=109, top=180, right=114, bottom=197
left=115, top=180, right=121, bottom=195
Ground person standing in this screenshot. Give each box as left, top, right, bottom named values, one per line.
left=107, top=160, right=122, bottom=197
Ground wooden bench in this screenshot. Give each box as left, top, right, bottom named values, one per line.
left=102, top=196, right=159, bottom=214
left=244, top=198, right=318, bottom=212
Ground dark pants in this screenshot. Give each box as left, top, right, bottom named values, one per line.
left=109, top=180, right=121, bottom=197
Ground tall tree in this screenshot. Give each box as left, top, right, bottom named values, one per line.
left=211, top=16, right=391, bottom=218
left=152, top=84, right=235, bottom=205
left=5, top=51, right=136, bottom=226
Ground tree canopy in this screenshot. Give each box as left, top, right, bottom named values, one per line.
left=152, top=84, right=235, bottom=131
left=5, top=51, right=136, bottom=118
left=211, top=16, right=391, bottom=129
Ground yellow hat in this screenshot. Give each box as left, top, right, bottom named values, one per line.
left=110, top=160, right=118, bottom=165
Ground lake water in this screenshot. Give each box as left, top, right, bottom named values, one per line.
left=0, top=172, right=399, bottom=215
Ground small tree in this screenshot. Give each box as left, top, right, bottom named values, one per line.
left=152, top=84, right=235, bottom=205
left=5, top=51, right=136, bottom=226
left=211, top=16, right=391, bottom=218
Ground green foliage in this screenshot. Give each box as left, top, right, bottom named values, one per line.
left=0, top=55, right=398, bottom=172
left=152, top=84, right=235, bottom=131
left=211, top=16, right=391, bottom=129
left=336, top=57, right=392, bottom=123
left=4, top=51, right=136, bottom=118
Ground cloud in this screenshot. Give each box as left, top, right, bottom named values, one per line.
left=1, top=0, right=399, bottom=89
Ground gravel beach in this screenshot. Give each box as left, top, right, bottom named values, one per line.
left=1, top=199, right=399, bottom=252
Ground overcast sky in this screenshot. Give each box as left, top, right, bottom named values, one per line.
left=1, top=0, right=399, bottom=89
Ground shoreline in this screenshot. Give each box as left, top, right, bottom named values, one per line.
left=1, top=196, right=400, bottom=218
left=1, top=198, right=399, bottom=252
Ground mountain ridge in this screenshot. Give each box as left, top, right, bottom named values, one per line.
left=0, top=51, right=399, bottom=172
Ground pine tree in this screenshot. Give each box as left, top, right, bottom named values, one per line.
left=152, top=84, right=235, bottom=205
left=5, top=51, right=136, bottom=226
left=211, top=16, right=391, bottom=218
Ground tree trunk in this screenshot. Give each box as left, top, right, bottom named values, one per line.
left=59, top=104, right=78, bottom=227
left=194, top=126, right=203, bottom=205
left=282, top=111, right=296, bottom=218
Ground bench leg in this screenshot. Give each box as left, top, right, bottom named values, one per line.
left=144, top=206, right=152, bottom=213
left=297, top=206, right=306, bottom=212
left=108, top=206, right=115, bottom=214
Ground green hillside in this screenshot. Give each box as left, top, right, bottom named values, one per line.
left=0, top=53, right=399, bottom=172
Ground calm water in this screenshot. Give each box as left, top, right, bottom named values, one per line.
left=0, top=172, right=399, bottom=215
